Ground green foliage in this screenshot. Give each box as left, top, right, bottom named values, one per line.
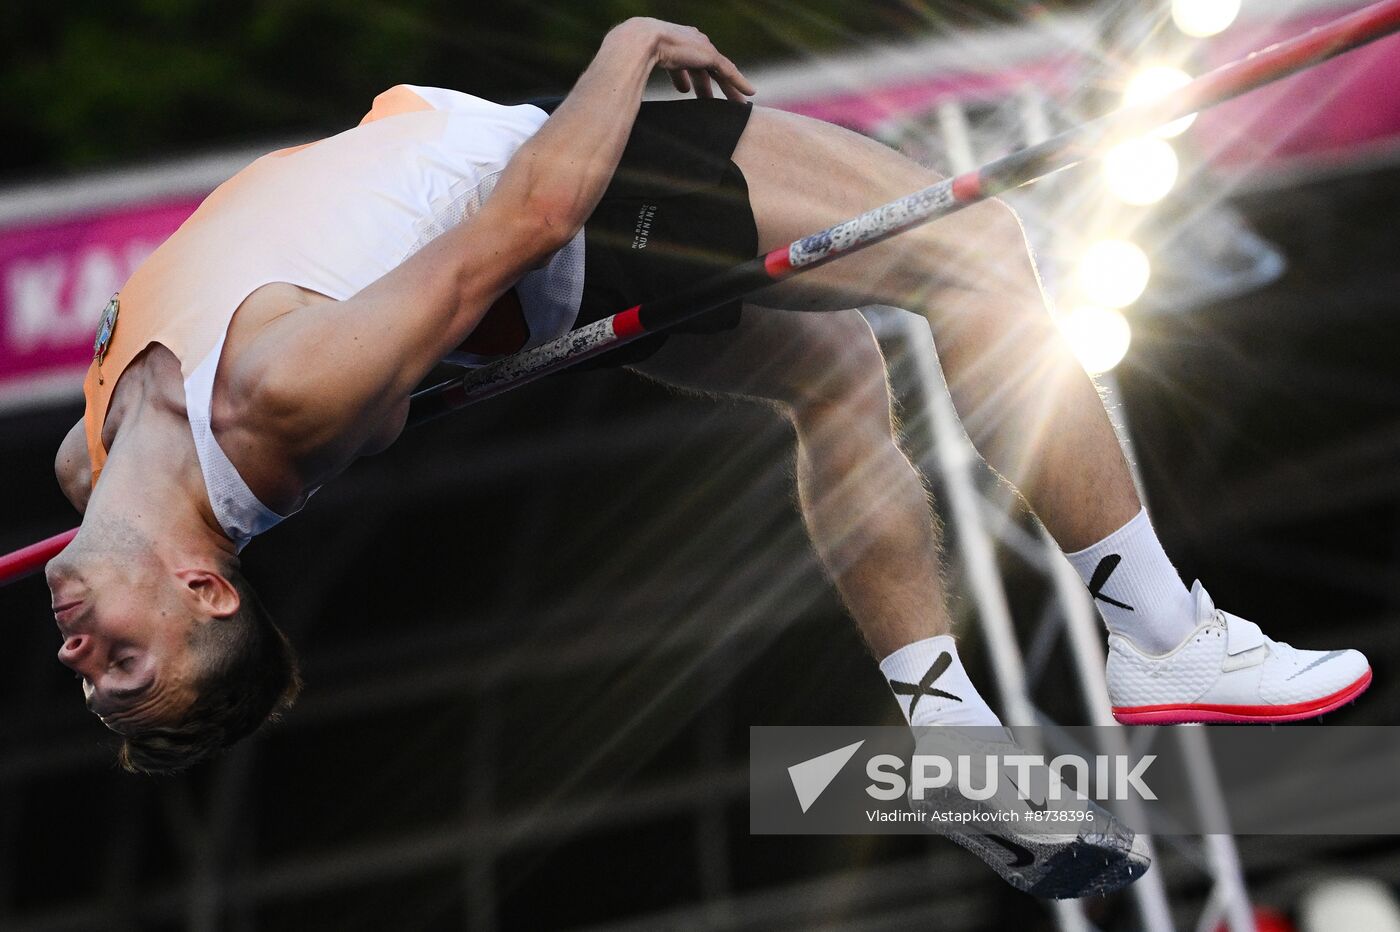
left=0, top=0, right=1062, bottom=179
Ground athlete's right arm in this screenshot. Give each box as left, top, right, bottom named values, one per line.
left=233, top=19, right=753, bottom=470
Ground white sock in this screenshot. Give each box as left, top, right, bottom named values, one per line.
left=880, top=635, right=1002, bottom=727
left=1065, top=507, right=1197, bottom=654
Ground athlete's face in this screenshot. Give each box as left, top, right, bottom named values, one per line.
left=46, top=555, right=202, bottom=732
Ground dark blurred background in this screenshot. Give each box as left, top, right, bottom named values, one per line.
left=0, top=0, right=1084, bottom=183
left=4, top=1, right=1400, bottom=931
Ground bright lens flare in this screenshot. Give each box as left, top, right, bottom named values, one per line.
left=1103, top=137, right=1179, bottom=205
left=1172, top=0, right=1240, bottom=37
left=1058, top=306, right=1133, bottom=374
left=1077, top=239, right=1151, bottom=308
left=1125, top=67, right=1196, bottom=137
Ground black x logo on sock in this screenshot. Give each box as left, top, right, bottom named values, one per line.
left=889, top=652, right=962, bottom=717
left=1088, top=554, right=1135, bottom=611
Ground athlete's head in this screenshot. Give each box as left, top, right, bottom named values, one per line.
left=46, top=532, right=300, bottom=774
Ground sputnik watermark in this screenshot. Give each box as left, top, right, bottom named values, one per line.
left=866, top=753, right=1157, bottom=803
left=752, top=725, right=1400, bottom=836
left=757, top=727, right=1161, bottom=836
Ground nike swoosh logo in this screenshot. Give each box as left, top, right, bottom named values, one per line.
left=987, top=834, right=1036, bottom=868
left=1087, top=554, right=1135, bottom=612
left=1006, top=771, right=1048, bottom=812
left=1287, top=650, right=1346, bottom=680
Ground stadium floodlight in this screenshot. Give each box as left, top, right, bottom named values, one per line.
left=1125, top=67, right=1197, bottom=137
left=1057, top=305, right=1133, bottom=374
left=1172, top=0, right=1241, bottom=37
left=1104, top=137, right=1180, bottom=205
left=1077, top=239, right=1151, bottom=308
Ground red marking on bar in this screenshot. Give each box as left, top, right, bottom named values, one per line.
left=951, top=172, right=982, bottom=202
left=764, top=248, right=793, bottom=278
left=0, top=527, right=78, bottom=587
left=612, top=305, right=646, bottom=338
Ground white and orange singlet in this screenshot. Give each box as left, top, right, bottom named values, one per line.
left=82, top=86, right=582, bottom=547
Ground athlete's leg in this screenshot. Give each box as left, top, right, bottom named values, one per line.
left=733, top=106, right=1138, bottom=552
left=628, top=306, right=949, bottom=658
left=629, top=305, right=1156, bottom=896
left=730, top=106, right=1208, bottom=658
left=723, top=107, right=1370, bottom=729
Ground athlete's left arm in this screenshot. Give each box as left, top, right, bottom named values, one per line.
left=231, top=18, right=752, bottom=469
left=55, top=419, right=92, bottom=514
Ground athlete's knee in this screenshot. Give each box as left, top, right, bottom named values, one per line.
left=782, top=317, right=894, bottom=432
left=957, top=198, right=1043, bottom=300
left=913, top=199, right=1059, bottom=351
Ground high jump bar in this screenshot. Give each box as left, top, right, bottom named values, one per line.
left=406, top=0, right=1400, bottom=421
left=5, top=0, right=1400, bottom=587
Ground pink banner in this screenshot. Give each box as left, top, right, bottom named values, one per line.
left=1189, top=13, right=1400, bottom=171
left=776, top=60, right=1079, bottom=134
left=0, top=198, right=201, bottom=404
left=772, top=8, right=1400, bottom=175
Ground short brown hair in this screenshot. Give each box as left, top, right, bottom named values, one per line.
left=117, top=570, right=301, bottom=774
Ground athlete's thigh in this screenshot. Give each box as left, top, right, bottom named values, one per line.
left=625, top=303, right=885, bottom=406
left=734, top=106, right=1014, bottom=312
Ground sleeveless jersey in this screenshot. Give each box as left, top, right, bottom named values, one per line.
left=81, top=85, right=584, bottom=549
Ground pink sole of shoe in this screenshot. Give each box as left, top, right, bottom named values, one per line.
left=1112, top=669, right=1373, bottom=725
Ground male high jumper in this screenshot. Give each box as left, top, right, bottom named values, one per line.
left=46, top=17, right=1370, bottom=898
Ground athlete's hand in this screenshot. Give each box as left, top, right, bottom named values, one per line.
left=620, top=19, right=755, bottom=102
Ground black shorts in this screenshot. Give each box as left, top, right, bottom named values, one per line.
left=530, top=98, right=758, bottom=367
